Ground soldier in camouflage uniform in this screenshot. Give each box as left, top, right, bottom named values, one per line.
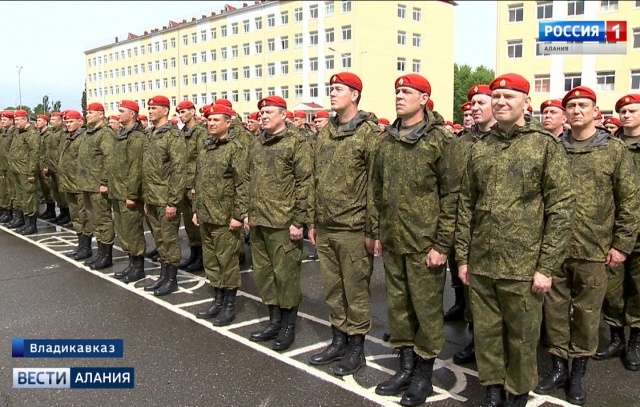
left=59, top=110, right=92, bottom=260
left=0, top=111, right=17, bottom=224
left=34, top=114, right=56, bottom=220
left=293, top=111, right=315, bottom=138
left=78, top=103, right=115, bottom=270
left=192, top=104, right=247, bottom=326
left=246, top=95, right=314, bottom=352
left=40, top=111, right=69, bottom=224
left=109, top=100, right=146, bottom=283
left=175, top=100, right=205, bottom=273
left=246, top=112, right=261, bottom=137
left=371, top=74, right=462, bottom=407
left=456, top=74, right=574, bottom=407
left=534, top=87, right=639, bottom=405
left=9, top=110, right=41, bottom=235
left=595, top=94, right=640, bottom=372
left=539, top=99, right=566, bottom=138
left=306, top=72, right=378, bottom=376
left=140, top=96, right=187, bottom=297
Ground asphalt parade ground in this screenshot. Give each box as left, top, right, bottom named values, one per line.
left=1, top=215, right=638, bottom=406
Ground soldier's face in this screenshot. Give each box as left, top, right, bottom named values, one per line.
left=330, top=84, right=357, bottom=112
left=118, top=107, right=135, bottom=127
left=141, top=120, right=148, bottom=129
left=491, top=89, right=527, bottom=125
left=14, top=116, right=28, bottom=129
left=1, top=117, right=12, bottom=128
left=36, top=118, right=47, bottom=130
left=178, top=108, right=194, bottom=124
left=604, top=123, right=619, bottom=135
left=65, top=119, right=82, bottom=132
left=85, top=110, right=103, bottom=126
left=619, top=104, right=640, bottom=130
left=565, top=99, right=596, bottom=128
left=247, top=119, right=260, bottom=133
left=108, top=119, right=120, bottom=130
left=395, top=87, right=427, bottom=119
left=50, top=116, right=62, bottom=127
left=148, top=106, right=167, bottom=123
left=471, top=94, right=493, bottom=126
left=315, top=118, right=329, bottom=131
left=377, top=123, right=387, bottom=132
left=260, top=107, right=286, bottom=133
left=463, top=110, right=474, bottom=128
left=207, top=114, right=231, bottom=137
left=541, top=107, right=566, bottom=133
left=293, top=117, right=306, bottom=128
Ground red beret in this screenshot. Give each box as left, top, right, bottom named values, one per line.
left=540, top=99, right=564, bottom=113
left=14, top=110, right=28, bottom=118
left=36, top=114, right=49, bottom=122
left=50, top=111, right=62, bottom=117
left=314, top=110, right=329, bottom=119
left=293, top=110, right=306, bottom=118
left=215, top=98, right=233, bottom=108
left=329, top=72, right=363, bottom=93
left=460, top=102, right=472, bottom=112
left=526, top=105, right=533, bottom=113
left=176, top=100, right=195, bottom=112
left=202, top=104, right=234, bottom=118
left=86, top=102, right=104, bottom=112
left=444, top=121, right=454, bottom=127
left=615, top=94, right=640, bottom=113
left=490, top=73, right=530, bottom=95
left=285, top=111, right=294, bottom=119
left=242, top=121, right=247, bottom=126
left=1, top=111, right=15, bottom=119
left=595, top=110, right=602, bottom=120
left=467, top=84, right=492, bottom=101
left=64, top=110, right=83, bottom=120
left=120, top=100, right=139, bottom=113
left=148, top=96, right=171, bottom=107
left=170, top=117, right=179, bottom=124
left=378, top=118, right=390, bottom=125
left=248, top=112, right=260, bottom=120
left=603, top=117, right=621, bottom=126
left=395, top=74, right=431, bottom=95
left=426, top=99, right=434, bottom=110
left=108, top=115, right=120, bottom=121
left=562, top=86, right=597, bottom=108
left=138, top=115, right=147, bottom=121
left=258, top=96, right=287, bottom=110
left=453, top=124, right=462, bottom=130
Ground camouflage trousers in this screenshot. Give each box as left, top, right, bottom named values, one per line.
left=38, top=171, right=54, bottom=203
left=470, top=273, right=543, bottom=396
left=66, top=192, right=91, bottom=235
left=544, top=259, right=607, bottom=359
left=201, top=223, right=243, bottom=289
left=83, top=191, right=114, bottom=245
left=15, top=173, right=38, bottom=217
left=251, top=226, right=302, bottom=309
left=178, top=189, right=201, bottom=247
left=383, top=250, right=446, bottom=360
left=40, top=171, right=67, bottom=207
left=112, top=199, right=145, bottom=256
left=451, top=247, right=473, bottom=322
left=603, top=250, right=640, bottom=329
left=146, top=204, right=181, bottom=266
left=0, top=170, right=15, bottom=209
left=316, top=227, right=373, bottom=336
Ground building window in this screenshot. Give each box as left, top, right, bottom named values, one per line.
left=310, top=4, right=318, bottom=18
left=243, top=66, right=250, bottom=79
left=295, top=59, right=303, bottom=72
left=534, top=74, right=551, bottom=92
left=281, top=36, right=289, bottom=50
left=342, top=0, right=351, bottom=13
left=211, top=71, right=217, bottom=82
left=535, top=38, right=552, bottom=56
left=200, top=52, right=207, bottom=63
left=155, top=60, right=160, bottom=70
left=281, top=11, right=288, bottom=24
left=326, top=1, right=334, bottom=16
left=243, top=89, right=251, bottom=102
left=413, top=33, right=421, bottom=48
left=507, top=40, right=523, bottom=58
left=232, top=91, right=238, bottom=103
left=255, top=41, right=262, bottom=53
left=243, top=20, right=250, bottom=33
left=221, top=69, right=228, bottom=81
left=567, top=0, right=585, bottom=15
left=342, top=25, right=352, bottom=40
left=268, top=14, right=275, bottom=27
left=398, top=31, right=406, bottom=45
left=191, top=53, right=197, bottom=64
left=634, top=28, right=640, bottom=49
left=255, top=17, right=262, bottom=30
left=325, top=83, right=332, bottom=97
left=182, top=76, right=188, bottom=86
left=268, top=38, right=275, bottom=51
left=171, top=77, right=176, bottom=87
left=596, top=71, right=615, bottom=92
left=398, top=4, right=406, bottom=18
left=163, top=59, right=168, bottom=69
left=412, top=59, right=421, bottom=72
left=295, top=7, right=303, bottom=22
left=221, top=47, right=227, bottom=60
left=255, top=88, right=263, bottom=100
left=564, top=73, right=582, bottom=91
left=191, top=74, right=197, bottom=85
left=282, top=86, right=289, bottom=99
left=211, top=28, right=217, bottom=39
left=310, top=84, right=319, bottom=98
left=631, top=69, right=640, bottom=90
left=232, top=68, right=238, bottom=80
left=201, top=73, right=207, bottom=84
left=255, top=65, right=262, bottom=78
left=155, top=79, right=161, bottom=89
left=191, top=32, right=197, bottom=43
left=310, top=57, right=318, bottom=71
left=342, top=53, right=352, bottom=69
left=326, top=29, right=335, bottom=43
left=243, top=43, right=250, bottom=56
left=182, top=35, right=188, bottom=46
left=281, top=61, right=289, bottom=75
left=508, top=3, right=524, bottom=22
left=200, top=31, right=207, bottom=42
left=310, top=31, right=318, bottom=45
left=171, top=38, right=176, bottom=48
left=268, top=87, right=276, bottom=96
left=600, top=1, right=619, bottom=11
left=413, top=7, right=422, bottom=21
left=268, top=63, right=275, bottom=76
left=326, top=55, right=335, bottom=70
left=536, top=1, right=553, bottom=19
left=232, top=22, right=238, bottom=35
left=221, top=25, right=227, bottom=37
left=210, top=50, right=216, bottom=61
left=231, top=45, right=238, bottom=58
left=635, top=0, right=640, bottom=7
left=295, top=33, right=303, bottom=47
left=295, top=85, right=303, bottom=98
left=397, top=57, right=406, bottom=72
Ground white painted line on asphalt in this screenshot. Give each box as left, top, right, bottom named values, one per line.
left=282, top=341, right=329, bottom=357
left=175, top=298, right=212, bottom=308
left=223, top=317, right=269, bottom=330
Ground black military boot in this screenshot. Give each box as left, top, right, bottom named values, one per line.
left=178, top=246, right=197, bottom=270
left=565, top=357, right=588, bottom=406
left=144, top=262, right=167, bottom=291
left=534, top=354, right=568, bottom=395
left=20, top=215, right=38, bottom=235
left=624, top=327, right=640, bottom=371
left=453, top=337, right=476, bottom=365
left=153, top=264, right=178, bottom=296
left=272, top=308, right=297, bottom=351
left=0, top=208, right=11, bottom=223
left=66, top=233, right=83, bottom=258
left=333, top=334, right=366, bottom=376
left=309, top=326, right=348, bottom=365
left=443, top=287, right=465, bottom=322
left=54, top=207, right=70, bottom=225
left=92, top=243, right=113, bottom=270
left=197, top=287, right=226, bottom=319
left=145, top=248, right=159, bottom=262
left=400, top=356, right=434, bottom=406
left=7, top=209, right=24, bottom=229
left=375, top=347, right=415, bottom=396
left=481, top=385, right=506, bottom=407
left=113, top=255, right=133, bottom=279
left=123, top=256, right=146, bottom=283
left=73, top=235, right=93, bottom=261
left=593, top=326, right=626, bottom=360
left=212, top=288, right=238, bottom=326
left=84, top=242, right=104, bottom=266
left=506, top=393, right=528, bottom=407
left=250, top=305, right=282, bottom=342
left=39, top=202, right=56, bottom=219
left=184, top=246, right=204, bottom=272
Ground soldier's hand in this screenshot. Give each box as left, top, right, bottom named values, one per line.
left=229, top=218, right=242, bottom=231
left=605, top=247, right=626, bottom=268
left=192, top=213, right=199, bottom=227
left=165, top=205, right=177, bottom=220
left=458, top=265, right=469, bottom=285
left=243, top=217, right=250, bottom=232
left=99, top=185, right=108, bottom=195
left=426, top=249, right=447, bottom=268
left=309, top=229, right=317, bottom=245
left=374, top=240, right=383, bottom=258
left=289, top=225, right=303, bottom=241
left=27, top=176, right=35, bottom=183
left=125, top=199, right=135, bottom=208
left=531, top=271, right=552, bottom=295
left=42, top=167, right=49, bottom=175
left=144, top=204, right=148, bottom=215
left=190, top=188, right=196, bottom=198
left=364, top=237, right=375, bottom=254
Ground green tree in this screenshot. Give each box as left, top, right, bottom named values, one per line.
left=4, top=105, right=34, bottom=117
left=52, top=100, right=62, bottom=112
left=453, top=63, right=495, bottom=124
left=81, top=86, right=87, bottom=118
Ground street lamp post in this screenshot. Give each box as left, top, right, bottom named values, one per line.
left=16, top=66, right=23, bottom=108
left=43, top=93, right=51, bottom=115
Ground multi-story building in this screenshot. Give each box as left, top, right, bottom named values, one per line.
left=84, top=0, right=455, bottom=122
left=496, top=0, right=640, bottom=117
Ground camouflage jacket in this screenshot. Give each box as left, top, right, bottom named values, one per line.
left=456, top=125, right=489, bottom=157
left=142, top=122, right=187, bottom=207
left=560, top=128, right=639, bottom=260
left=182, top=123, right=206, bottom=190
left=0, top=126, right=18, bottom=172
left=42, top=125, right=65, bottom=173
left=247, top=124, right=314, bottom=229
left=622, top=134, right=640, bottom=252
left=58, top=127, right=87, bottom=193
left=109, top=123, right=146, bottom=201
left=314, top=110, right=380, bottom=235
left=229, top=122, right=253, bottom=151
left=194, top=135, right=248, bottom=225
left=77, top=122, right=115, bottom=192
left=372, top=110, right=463, bottom=255
left=455, top=122, right=574, bottom=280
left=9, top=124, right=40, bottom=176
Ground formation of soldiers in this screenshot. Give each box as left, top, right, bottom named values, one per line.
left=1, top=70, right=640, bottom=407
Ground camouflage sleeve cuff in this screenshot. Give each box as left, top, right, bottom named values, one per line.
left=432, top=243, right=451, bottom=256
left=536, top=267, right=554, bottom=278
left=291, top=220, right=304, bottom=229
left=611, top=243, right=633, bottom=257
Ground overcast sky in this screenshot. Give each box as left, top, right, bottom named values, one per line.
left=0, top=1, right=495, bottom=111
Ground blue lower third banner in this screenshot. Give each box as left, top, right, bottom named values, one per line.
left=13, top=367, right=134, bottom=389
left=12, top=338, right=124, bottom=358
